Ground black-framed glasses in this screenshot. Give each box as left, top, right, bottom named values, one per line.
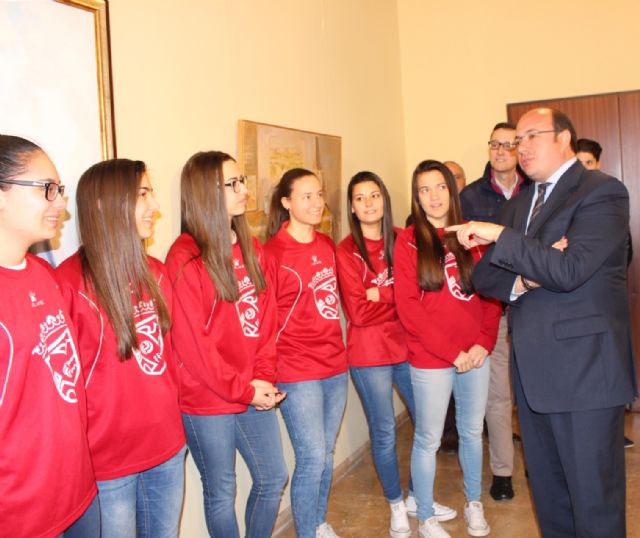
left=488, top=140, right=518, bottom=151
left=514, top=129, right=559, bottom=146
left=0, top=178, right=65, bottom=201
left=223, top=175, right=248, bottom=193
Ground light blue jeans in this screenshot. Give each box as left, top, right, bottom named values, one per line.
left=58, top=496, right=100, bottom=538
left=278, top=373, right=348, bottom=538
left=410, top=361, right=490, bottom=520
left=96, top=445, right=186, bottom=538
left=350, top=362, right=415, bottom=502
left=182, top=407, right=288, bottom=538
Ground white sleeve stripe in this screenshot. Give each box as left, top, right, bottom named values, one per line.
left=276, top=265, right=302, bottom=342
left=0, top=322, right=14, bottom=407
left=78, top=291, right=104, bottom=388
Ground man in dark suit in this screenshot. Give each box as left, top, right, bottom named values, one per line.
left=447, top=108, right=636, bottom=537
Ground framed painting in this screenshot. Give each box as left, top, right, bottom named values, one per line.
left=237, top=120, right=342, bottom=243
left=0, top=0, right=115, bottom=265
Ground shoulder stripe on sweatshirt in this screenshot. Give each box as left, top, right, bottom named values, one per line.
left=0, top=322, right=13, bottom=406
left=276, top=265, right=302, bottom=342
left=79, top=291, right=104, bottom=388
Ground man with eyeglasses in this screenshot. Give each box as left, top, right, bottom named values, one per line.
left=458, top=121, right=529, bottom=502
left=449, top=108, right=635, bottom=538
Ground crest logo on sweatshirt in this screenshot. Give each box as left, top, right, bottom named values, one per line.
left=309, top=267, right=340, bottom=320
left=235, top=276, right=260, bottom=337
left=370, top=268, right=392, bottom=287
left=444, top=252, right=473, bottom=302
left=133, top=299, right=166, bottom=375
left=32, top=310, right=81, bottom=403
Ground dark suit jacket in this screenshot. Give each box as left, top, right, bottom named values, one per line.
left=473, top=160, right=637, bottom=413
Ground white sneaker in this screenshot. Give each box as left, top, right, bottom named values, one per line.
left=418, top=516, right=452, bottom=538
left=405, top=495, right=457, bottom=522
left=433, top=501, right=457, bottom=522
left=389, top=500, right=411, bottom=538
left=464, top=501, right=490, bottom=536
left=316, top=522, right=341, bottom=538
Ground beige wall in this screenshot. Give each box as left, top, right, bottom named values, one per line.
left=397, top=0, right=640, bottom=187
left=107, top=1, right=406, bottom=536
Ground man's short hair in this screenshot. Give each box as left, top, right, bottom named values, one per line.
left=576, top=138, right=602, bottom=161
left=492, top=121, right=516, bottom=132
left=551, top=110, right=578, bottom=153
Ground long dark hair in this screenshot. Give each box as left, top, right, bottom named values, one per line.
left=266, top=168, right=317, bottom=239
left=347, top=171, right=396, bottom=276
left=411, top=160, right=474, bottom=294
left=0, top=134, right=42, bottom=185
left=180, top=150, right=266, bottom=302
left=76, top=159, right=171, bottom=360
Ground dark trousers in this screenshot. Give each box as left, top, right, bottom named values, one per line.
left=514, top=360, right=626, bottom=538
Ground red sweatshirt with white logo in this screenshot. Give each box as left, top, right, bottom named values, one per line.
left=336, top=233, right=409, bottom=367
left=0, top=255, right=96, bottom=538
left=264, top=223, right=347, bottom=383
left=56, top=252, right=185, bottom=481
left=165, top=233, right=277, bottom=415
left=393, top=226, right=501, bottom=369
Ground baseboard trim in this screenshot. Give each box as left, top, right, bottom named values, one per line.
left=272, top=409, right=411, bottom=536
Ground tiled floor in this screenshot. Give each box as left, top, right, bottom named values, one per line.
left=278, top=411, right=640, bottom=537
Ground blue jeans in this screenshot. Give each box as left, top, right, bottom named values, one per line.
left=59, top=495, right=100, bottom=538
left=96, top=445, right=186, bottom=538
left=278, top=373, right=348, bottom=538
left=182, top=407, right=288, bottom=538
left=410, top=362, right=490, bottom=520
left=350, top=362, right=415, bottom=502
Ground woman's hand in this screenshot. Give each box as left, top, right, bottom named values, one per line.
left=453, top=351, right=474, bottom=373
left=467, top=344, right=489, bottom=368
left=250, top=379, right=285, bottom=410
left=365, top=287, right=381, bottom=302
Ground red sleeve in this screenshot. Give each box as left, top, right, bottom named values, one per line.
left=167, top=256, right=255, bottom=405
left=393, top=234, right=461, bottom=363
left=336, top=245, right=397, bottom=326
left=251, top=248, right=277, bottom=383
left=476, top=295, right=501, bottom=353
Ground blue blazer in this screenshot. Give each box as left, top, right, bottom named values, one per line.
left=473, top=160, right=637, bottom=413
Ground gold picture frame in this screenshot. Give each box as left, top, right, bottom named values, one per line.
left=237, top=120, right=342, bottom=243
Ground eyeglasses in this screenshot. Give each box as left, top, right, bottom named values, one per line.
left=0, top=178, right=65, bottom=201
left=488, top=140, right=518, bottom=151
left=223, top=175, right=248, bottom=193
left=514, top=129, right=559, bottom=146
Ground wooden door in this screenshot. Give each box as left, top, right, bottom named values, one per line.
left=507, top=91, right=640, bottom=400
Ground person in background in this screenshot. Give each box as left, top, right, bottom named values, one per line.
left=444, top=161, right=467, bottom=194
left=166, top=151, right=287, bottom=538
left=459, top=122, right=529, bottom=501
left=264, top=168, right=348, bottom=538
left=57, top=159, right=186, bottom=538
left=0, top=134, right=98, bottom=538
left=576, top=138, right=602, bottom=170
left=337, top=171, right=456, bottom=538
left=395, top=160, right=501, bottom=538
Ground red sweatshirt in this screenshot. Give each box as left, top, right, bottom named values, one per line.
left=264, top=222, right=347, bottom=383
left=0, top=255, right=96, bottom=538
left=56, top=252, right=185, bottom=481
left=165, top=233, right=277, bottom=415
left=336, top=233, right=409, bottom=367
left=393, top=226, right=501, bottom=369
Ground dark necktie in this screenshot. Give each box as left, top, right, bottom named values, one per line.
left=527, top=182, right=549, bottom=232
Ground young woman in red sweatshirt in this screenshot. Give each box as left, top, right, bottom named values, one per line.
left=56, top=159, right=186, bottom=538
left=0, top=135, right=97, bottom=538
left=165, top=151, right=287, bottom=538
left=337, top=171, right=456, bottom=538
left=264, top=168, right=348, bottom=538
left=394, top=160, right=501, bottom=538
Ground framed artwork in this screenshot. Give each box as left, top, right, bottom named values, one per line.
left=237, top=120, right=342, bottom=243
left=0, top=0, right=115, bottom=265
